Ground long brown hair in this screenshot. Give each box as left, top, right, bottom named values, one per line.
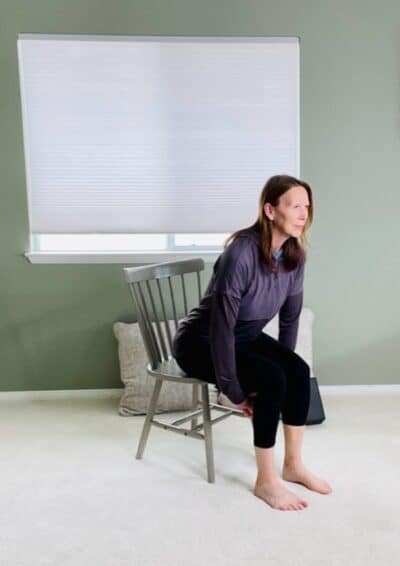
left=224, top=174, right=314, bottom=272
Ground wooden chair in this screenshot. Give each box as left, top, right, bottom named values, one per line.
left=123, top=258, right=242, bottom=483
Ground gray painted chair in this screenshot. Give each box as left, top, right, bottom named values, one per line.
left=123, top=258, right=242, bottom=483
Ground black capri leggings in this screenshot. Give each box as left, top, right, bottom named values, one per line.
left=174, top=332, right=311, bottom=449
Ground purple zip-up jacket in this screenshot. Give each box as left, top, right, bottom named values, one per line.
left=173, top=228, right=305, bottom=405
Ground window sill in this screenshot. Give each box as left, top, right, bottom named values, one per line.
left=25, top=250, right=221, bottom=264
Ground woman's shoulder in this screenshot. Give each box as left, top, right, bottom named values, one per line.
left=213, top=229, right=259, bottom=278
left=222, top=229, right=259, bottom=263
left=226, top=227, right=260, bottom=251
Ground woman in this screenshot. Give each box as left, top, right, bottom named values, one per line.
left=172, top=174, right=332, bottom=511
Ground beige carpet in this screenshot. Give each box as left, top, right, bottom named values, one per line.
left=1, top=388, right=399, bottom=566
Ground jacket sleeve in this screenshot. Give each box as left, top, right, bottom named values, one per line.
left=278, top=261, right=305, bottom=351
left=209, top=239, right=250, bottom=405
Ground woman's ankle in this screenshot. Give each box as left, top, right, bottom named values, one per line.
left=255, top=475, right=280, bottom=488
left=283, top=458, right=303, bottom=470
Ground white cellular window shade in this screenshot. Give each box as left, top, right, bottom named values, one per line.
left=18, top=35, right=299, bottom=235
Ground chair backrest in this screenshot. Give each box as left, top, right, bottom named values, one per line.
left=123, top=259, right=205, bottom=369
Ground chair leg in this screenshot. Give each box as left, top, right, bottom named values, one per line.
left=201, top=383, right=215, bottom=483
left=136, top=378, right=162, bottom=460
left=190, top=384, right=199, bottom=430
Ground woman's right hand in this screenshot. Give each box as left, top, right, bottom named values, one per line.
left=235, top=399, right=253, bottom=418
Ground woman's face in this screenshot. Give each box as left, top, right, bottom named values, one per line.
left=264, top=185, right=310, bottom=238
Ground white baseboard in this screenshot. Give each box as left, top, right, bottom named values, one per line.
left=0, top=388, right=123, bottom=401
left=0, top=384, right=400, bottom=402
left=319, top=384, right=400, bottom=396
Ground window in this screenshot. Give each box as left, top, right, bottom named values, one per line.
left=18, top=34, right=299, bottom=263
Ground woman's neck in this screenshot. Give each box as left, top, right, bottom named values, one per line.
left=271, top=231, right=289, bottom=253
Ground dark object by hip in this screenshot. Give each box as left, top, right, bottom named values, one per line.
left=306, top=377, right=325, bottom=425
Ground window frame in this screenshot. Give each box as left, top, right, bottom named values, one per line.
left=25, top=233, right=227, bottom=264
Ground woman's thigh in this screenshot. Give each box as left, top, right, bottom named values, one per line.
left=174, top=332, right=290, bottom=397
left=174, top=331, right=310, bottom=435
left=174, top=335, right=217, bottom=384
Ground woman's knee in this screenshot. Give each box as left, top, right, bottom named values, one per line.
left=280, top=355, right=310, bottom=402
left=254, top=365, right=287, bottom=399
left=287, top=353, right=310, bottom=381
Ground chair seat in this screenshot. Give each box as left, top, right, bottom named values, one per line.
left=146, top=357, right=208, bottom=385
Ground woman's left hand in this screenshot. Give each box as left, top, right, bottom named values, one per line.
left=234, top=398, right=254, bottom=418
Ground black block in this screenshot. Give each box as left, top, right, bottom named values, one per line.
left=306, top=377, right=326, bottom=425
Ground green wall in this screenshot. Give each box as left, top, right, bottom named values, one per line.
left=1, top=0, right=399, bottom=390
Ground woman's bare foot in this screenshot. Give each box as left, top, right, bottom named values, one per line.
left=282, top=463, right=332, bottom=494
left=253, top=481, right=308, bottom=511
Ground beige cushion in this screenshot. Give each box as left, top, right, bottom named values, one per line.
left=113, top=321, right=195, bottom=416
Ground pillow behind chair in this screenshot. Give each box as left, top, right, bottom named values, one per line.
left=113, top=321, right=198, bottom=415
